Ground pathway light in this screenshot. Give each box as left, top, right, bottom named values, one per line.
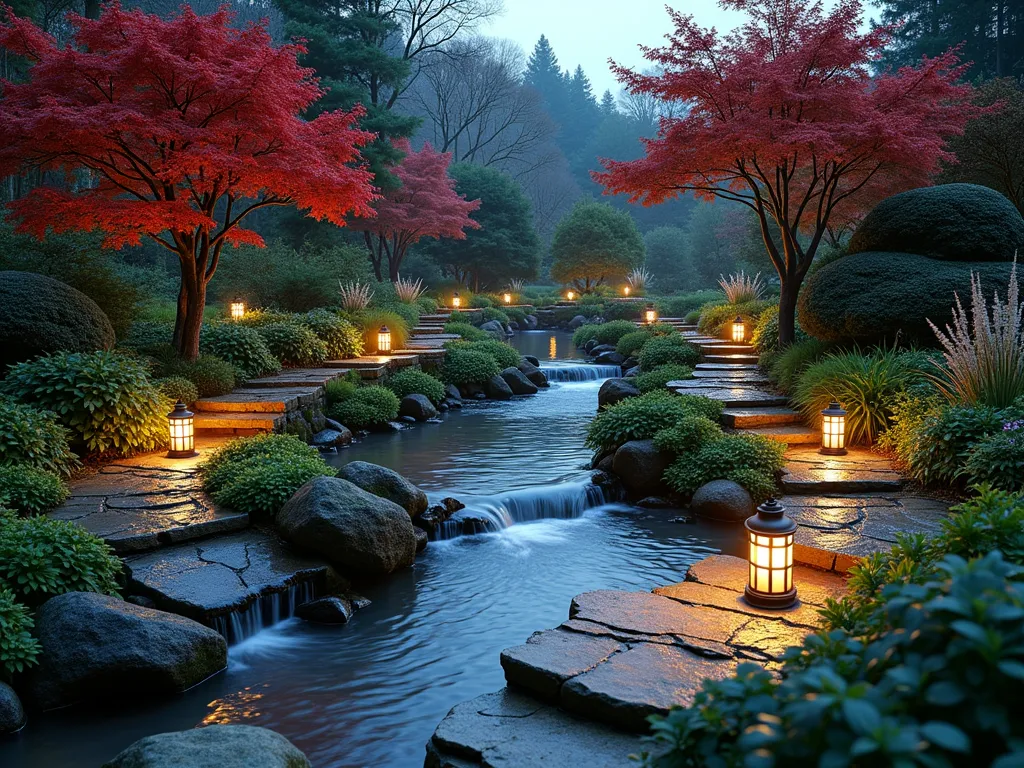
left=503, top=292, right=512, bottom=305
left=820, top=401, right=848, bottom=455
left=452, top=292, right=461, bottom=309
left=644, top=303, right=657, bottom=324
left=167, top=401, right=198, bottom=458
left=377, top=325, right=392, bottom=355
left=732, top=315, right=746, bottom=342
left=230, top=298, right=245, bottom=321
left=744, top=498, right=797, bottom=609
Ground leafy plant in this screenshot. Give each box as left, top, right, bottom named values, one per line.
left=907, top=403, right=1013, bottom=486
left=481, top=306, right=510, bottom=325
left=962, top=417, right=1024, bottom=490
left=394, top=275, right=426, bottom=303
left=0, top=584, right=40, bottom=682
left=0, top=464, right=69, bottom=516
left=120, top=320, right=174, bottom=353
left=385, top=369, right=446, bottom=406
left=339, top=280, right=374, bottom=311
left=655, top=291, right=725, bottom=318
left=154, top=376, right=199, bottom=406
left=928, top=261, right=1024, bottom=408
left=300, top=309, right=363, bottom=359
left=0, top=513, right=121, bottom=607
left=200, top=322, right=281, bottom=379
left=586, top=392, right=723, bottom=450
left=719, top=269, right=765, bottom=304
left=257, top=322, right=329, bottom=367
left=200, top=434, right=336, bottom=517
left=0, top=351, right=169, bottom=456
left=698, top=298, right=773, bottom=337
left=324, top=374, right=360, bottom=405
left=767, top=338, right=833, bottom=394
left=441, top=348, right=501, bottom=386
left=663, top=433, right=785, bottom=502
left=0, top=398, right=78, bottom=476
left=163, top=354, right=237, bottom=397
left=652, top=415, right=724, bottom=454
left=327, top=386, right=400, bottom=429
left=615, top=325, right=676, bottom=358
left=634, top=364, right=694, bottom=393
left=572, top=320, right=639, bottom=348
left=455, top=340, right=521, bottom=370
left=637, top=336, right=700, bottom=372
left=444, top=321, right=489, bottom=341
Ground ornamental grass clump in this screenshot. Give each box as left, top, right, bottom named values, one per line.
left=626, top=266, right=652, bottom=294
left=928, top=262, right=1024, bottom=408
left=338, top=280, right=374, bottom=311
left=394, top=275, right=426, bottom=303
left=719, top=270, right=765, bottom=304
left=356, top=309, right=410, bottom=351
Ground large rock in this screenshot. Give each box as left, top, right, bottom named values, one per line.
left=598, top=378, right=640, bottom=408
left=500, top=367, right=539, bottom=395
left=524, top=315, right=538, bottom=329
left=444, top=384, right=462, bottom=402
left=0, top=271, right=116, bottom=370
left=484, top=374, right=514, bottom=400
left=101, top=725, right=310, bottom=768
left=0, top=682, right=25, bottom=734
left=690, top=480, right=754, bottom=522
left=295, top=596, right=353, bottom=625
left=338, top=460, right=428, bottom=518
left=594, top=350, right=625, bottom=366
left=398, top=393, right=438, bottom=421
left=523, top=355, right=540, bottom=367
left=312, top=427, right=352, bottom=450
left=480, top=319, right=507, bottom=339
left=568, top=315, right=587, bottom=329
left=517, top=360, right=549, bottom=388
left=611, top=439, right=671, bottom=497
left=27, top=592, right=227, bottom=711
left=276, top=476, right=417, bottom=577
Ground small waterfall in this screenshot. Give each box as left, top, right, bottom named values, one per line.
left=433, top=478, right=620, bottom=540
left=540, top=364, right=621, bottom=382
left=212, top=580, right=318, bottom=645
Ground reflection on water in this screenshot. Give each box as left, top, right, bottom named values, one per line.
left=0, top=331, right=745, bottom=768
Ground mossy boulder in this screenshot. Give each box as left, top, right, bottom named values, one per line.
left=0, top=271, right=115, bottom=370
left=848, top=183, right=1024, bottom=262
left=798, top=251, right=1017, bottom=346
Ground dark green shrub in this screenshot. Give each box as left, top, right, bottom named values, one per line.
left=655, top=291, right=724, bottom=318
left=637, top=336, right=700, bottom=372
left=417, top=296, right=439, bottom=314
left=301, top=309, right=363, bottom=359
left=201, top=323, right=281, bottom=379
left=325, top=372, right=361, bottom=405
left=0, top=271, right=115, bottom=370
left=154, top=376, right=199, bottom=406
left=386, top=369, right=446, bottom=406
left=470, top=295, right=493, bottom=308
left=200, top=434, right=336, bottom=517
left=0, top=465, right=69, bottom=516
left=697, top=299, right=773, bottom=337
left=601, top=301, right=648, bottom=322
left=163, top=354, right=237, bottom=398
left=750, top=303, right=808, bottom=354
left=0, top=399, right=78, bottom=476
left=0, top=583, right=40, bottom=681
left=447, top=310, right=471, bottom=324
left=586, top=392, right=721, bottom=451
left=572, top=320, right=638, bottom=348
left=120, top=321, right=173, bottom=353
left=0, top=513, right=121, bottom=607
left=766, top=338, right=833, bottom=394
left=481, top=307, right=509, bottom=324
left=683, top=309, right=701, bottom=323
left=798, top=252, right=1017, bottom=346
left=457, top=340, right=521, bottom=370
left=236, top=308, right=295, bottom=327
left=506, top=307, right=528, bottom=325
left=907, top=404, right=1011, bottom=486
left=441, top=348, right=500, bottom=386
left=652, top=416, right=724, bottom=455
left=634, top=364, right=694, bottom=394
left=663, top=433, right=785, bottom=502
left=443, top=322, right=489, bottom=342
left=848, top=183, right=1024, bottom=262
left=615, top=325, right=676, bottom=358
left=962, top=418, right=1024, bottom=490
left=257, top=322, right=328, bottom=367
left=0, top=351, right=169, bottom=456
left=327, top=386, right=400, bottom=429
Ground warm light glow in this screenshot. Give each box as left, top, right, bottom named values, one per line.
left=549, top=335, right=557, bottom=360
left=377, top=324, right=392, bottom=354
left=166, top=402, right=197, bottom=458
left=503, top=292, right=512, bottom=305
left=624, top=286, right=631, bottom=296
left=732, top=315, right=745, bottom=342
left=452, top=292, right=461, bottom=309
left=566, top=290, right=575, bottom=301
left=744, top=499, right=797, bottom=609
left=820, top=401, right=847, bottom=455
left=644, top=304, right=657, bottom=324
left=230, top=299, right=245, bottom=321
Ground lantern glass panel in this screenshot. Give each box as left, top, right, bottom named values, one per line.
left=166, top=403, right=197, bottom=458
left=732, top=321, right=745, bottom=342
left=377, top=327, right=392, bottom=354
left=503, top=293, right=512, bottom=304
left=452, top=294, right=461, bottom=308
left=820, top=402, right=848, bottom=455
left=230, top=300, right=245, bottom=321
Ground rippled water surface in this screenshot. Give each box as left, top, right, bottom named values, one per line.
left=2, top=331, right=744, bottom=768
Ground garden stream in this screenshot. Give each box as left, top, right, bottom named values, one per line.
left=2, top=331, right=744, bottom=768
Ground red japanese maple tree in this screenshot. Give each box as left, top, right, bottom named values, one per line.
left=595, top=0, right=977, bottom=345
left=0, top=4, right=376, bottom=359
left=350, top=140, right=480, bottom=281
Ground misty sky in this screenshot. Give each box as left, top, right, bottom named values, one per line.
left=482, top=1, right=746, bottom=96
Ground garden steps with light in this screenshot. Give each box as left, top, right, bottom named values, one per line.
left=698, top=343, right=755, bottom=355
left=242, top=368, right=354, bottom=389
left=703, top=353, right=761, bottom=364
left=721, top=405, right=803, bottom=429
left=411, top=325, right=445, bottom=335
left=691, top=369, right=768, bottom=382
left=696, top=362, right=759, bottom=371
left=192, top=411, right=287, bottom=434
left=746, top=424, right=819, bottom=446
left=323, top=353, right=418, bottom=370
left=668, top=380, right=788, bottom=408
left=194, top=387, right=321, bottom=414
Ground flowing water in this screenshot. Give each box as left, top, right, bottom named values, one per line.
left=1, top=330, right=745, bottom=768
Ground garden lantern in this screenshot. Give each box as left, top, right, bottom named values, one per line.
left=503, top=292, right=512, bottom=305
left=566, top=290, right=576, bottom=301
left=820, top=401, right=848, bottom=456
left=644, top=303, right=657, bottom=324
left=377, top=325, right=392, bottom=355
left=230, top=298, right=245, bottom=321
left=732, top=315, right=746, bottom=342
left=624, top=285, right=631, bottom=296
left=452, top=292, right=461, bottom=309
left=744, top=498, right=797, bottom=609
left=166, top=402, right=197, bottom=459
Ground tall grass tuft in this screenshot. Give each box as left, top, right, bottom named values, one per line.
left=355, top=309, right=410, bottom=352
left=719, top=270, right=765, bottom=304
left=339, top=280, right=374, bottom=311
left=928, top=261, right=1024, bottom=408
left=394, top=275, right=426, bottom=304
left=627, top=267, right=652, bottom=294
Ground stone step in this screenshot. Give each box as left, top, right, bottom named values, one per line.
left=698, top=343, right=755, bottom=354
left=242, top=368, right=351, bottom=389
left=668, top=382, right=787, bottom=408
left=781, top=447, right=905, bottom=494
left=419, top=314, right=451, bottom=321
left=721, top=406, right=803, bottom=428
left=324, top=354, right=419, bottom=370
left=193, top=411, right=286, bottom=433
left=696, top=362, right=759, bottom=371
left=747, top=424, right=819, bottom=445
left=703, top=353, right=760, bottom=364
left=396, top=347, right=446, bottom=364
left=411, top=325, right=444, bottom=335
left=194, top=387, right=320, bottom=414
left=691, top=369, right=768, bottom=382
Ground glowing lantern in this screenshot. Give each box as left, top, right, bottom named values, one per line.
left=744, top=498, right=797, bottom=609
left=566, top=290, right=576, bottom=301
left=452, top=292, right=461, bottom=309
left=820, top=401, right=848, bottom=456
left=230, top=298, right=245, bottom=321
left=377, top=325, right=392, bottom=355
left=732, top=315, right=746, bottom=342
left=644, top=303, right=657, bottom=324
left=503, top=292, right=512, bottom=305
left=166, top=402, right=197, bottom=458
left=624, top=285, right=631, bottom=296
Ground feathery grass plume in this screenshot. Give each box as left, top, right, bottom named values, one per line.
left=394, top=275, right=426, bottom=303
left=627, top=267, right=652, bottom=293
left=507, top=278, right=526, bottom=295
left=719, top=270, right=765, bottom=304
left=928, top=259, right=1024, bottom=408
left=338, top=280, right=374, bottom=311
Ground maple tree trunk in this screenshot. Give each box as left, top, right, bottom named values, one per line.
left=172, top=253, right=207, bottom=362
left=778, top=278, right=799, bottom=348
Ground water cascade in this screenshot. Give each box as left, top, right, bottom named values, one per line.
left=212, top=580, right=319, bottom=645
left=540, top=363, right=621, bottom=382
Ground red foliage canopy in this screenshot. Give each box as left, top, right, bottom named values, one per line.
left=350, top=139, right=480, bottom=281
left=594, top=0, right=978, bottom=342
left=0, top=4, right=377, bottom=355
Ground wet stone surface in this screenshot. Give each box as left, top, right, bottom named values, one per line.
left=781, top=447, right=905, bottom=493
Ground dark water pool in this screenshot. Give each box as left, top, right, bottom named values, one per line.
left=1, top=331, right=744, bottom=768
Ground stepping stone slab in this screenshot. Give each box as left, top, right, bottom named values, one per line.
left=782, top=447, right=904, bottom=493
left=685, top=554, right=848, bottom=608
left=746, top=424, right=819, bottom=445
left=193, top=411, right=286, bottom=431
left=426, top=689, right=641, bottom=768
left=691, top=369, right=768, bottom=381
left=668, top=382, right=787, bottom=407
left=194, top=387, right=320, bottom=413
left=721, top=406, right=802, bottom=428
left=500, top=629, right=621, bottom=700
left=242, top=369, right=350, bottom=388
left=703, top=354, right=761, bottom=364
left=696, top=363, right=759, bottom=371
left=653, top=580, right=824, bottom=630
